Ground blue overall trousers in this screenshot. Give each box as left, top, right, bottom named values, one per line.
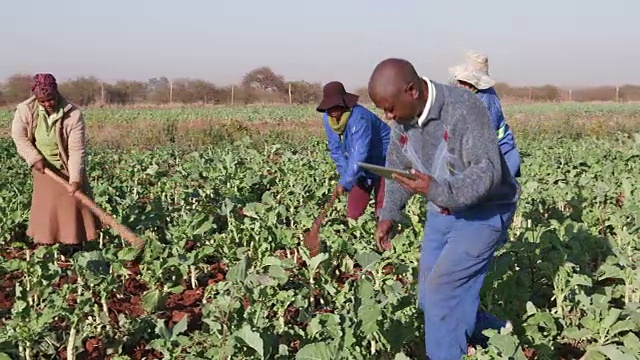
left=403, top=129, right=517, bottom=359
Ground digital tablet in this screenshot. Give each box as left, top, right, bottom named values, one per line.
left=358, top=162, right=417, bottom=180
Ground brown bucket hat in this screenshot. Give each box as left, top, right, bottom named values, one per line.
left=316, top=81, right=359, bottom=112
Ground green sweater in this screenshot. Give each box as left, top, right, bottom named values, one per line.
left=34, top=105, right=64, bottom=168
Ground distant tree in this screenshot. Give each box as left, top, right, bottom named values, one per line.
left=147, top=77, right=171, bottom=104
left=188, top=79, right=217, bottom=103
left=1, top=68, right=635, bottom=107
left=211, top=85, right=233, bottom=105
left=3, top=74, right=32, bottom=104
left=536, top=85, right=560, bottom=102
left=573, top=86, right=617, bottom=102
left=241, top=67, right=287, bottom=93
left=104, top=84, right=129, bottom=105
left=171, top=78, right=195, bottom=103
left=619, top=85, right=640, bottom=102
left=493, top=82, right=511, bottom=96
left=288, top=80, right=322, bottom=104
left=235, top=87, right=259, bottom=105
left=58, top=77, right=102, bottom=106
left=107, top=81, right=148, bottom=104
left=159, top=78, right=216, bottom=104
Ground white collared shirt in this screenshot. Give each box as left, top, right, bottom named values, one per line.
left=417, top=76, right=436, bottom=127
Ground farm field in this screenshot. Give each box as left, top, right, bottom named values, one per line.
left=0, top=103, right=639, bottom=359
left=3, top=102, right=639, bottom=150
left=3, top=102, right=640, bottom=125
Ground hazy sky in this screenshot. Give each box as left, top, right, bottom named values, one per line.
left=1, top=0, right=637, bottom=89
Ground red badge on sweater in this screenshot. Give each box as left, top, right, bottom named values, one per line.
left=400, top=133, right=408, bottom=146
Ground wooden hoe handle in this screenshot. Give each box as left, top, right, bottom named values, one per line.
left=312, top=188, right=339, bottom=228
left=44, top=168, right=145, bottom=249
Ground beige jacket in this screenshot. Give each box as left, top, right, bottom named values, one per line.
left=11, top=96, right=88, bottom=184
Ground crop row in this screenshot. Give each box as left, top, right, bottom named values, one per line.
left=0, top=129, right=638, bottom=359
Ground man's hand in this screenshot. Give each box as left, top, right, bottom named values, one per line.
left=32, top=160, right=45, bottom=174
left=375, top=220, right=394, bottom=252
left=335, top=184, right=346, bottom=197
left=392, top=169, right=432, bottom=195
left=69, top=182, right=81, bottom=195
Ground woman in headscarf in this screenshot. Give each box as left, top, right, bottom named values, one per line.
left=11, top=73, right=98, bottom=251
left=450, top=51, right=522, bottom=178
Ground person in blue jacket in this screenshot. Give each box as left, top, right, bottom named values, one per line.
left=316, top=81, right=391, bottom=220
left=450, top=51, right=521, bottom=178
left=447, top=52, right=522, bottom=352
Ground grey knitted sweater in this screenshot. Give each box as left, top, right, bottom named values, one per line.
left=378, top=81, right=521, bottom=222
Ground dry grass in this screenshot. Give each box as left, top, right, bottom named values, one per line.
left=85, top=119, right=324, bottom=150
left=1, top=110, right=638, bottom=151
left=92, top=113, right=640, bottom=148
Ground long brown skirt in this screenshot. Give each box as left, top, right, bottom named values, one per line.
left=26, top=169, right=100, bottom=245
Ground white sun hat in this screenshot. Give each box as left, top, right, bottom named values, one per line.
left=449, top=51, right=496, bottom=90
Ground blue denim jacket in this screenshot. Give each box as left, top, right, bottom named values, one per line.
left=323, top=104, right=391, bottom=191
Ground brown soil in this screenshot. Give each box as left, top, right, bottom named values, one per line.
left=0, top=246, right=38, bottom=306
left=203, top=263, right=227, bottom=286
left=0, top=240, right=225, bottom=359
left=0, top=271, right=22, bottom=312
left=557, top=343, right=586, bottom=359
left=160, top=288, right=205, bottom=331
left=336, top=266, right=362, bottom=288
left=0, top=230, right=551, bottom=359
left=0, top=246, right=593, bottom=360
left=522, top=346, right=538, bottom=359
left=83, top=337, right=106, bottom=359
left=123, top=341, right=164, bottom=360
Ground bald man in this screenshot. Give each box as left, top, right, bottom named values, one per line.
left=368, top=58, right=520, bottom=359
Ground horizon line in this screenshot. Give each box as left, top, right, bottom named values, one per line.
left=1, top=72, right=636, bottom=91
